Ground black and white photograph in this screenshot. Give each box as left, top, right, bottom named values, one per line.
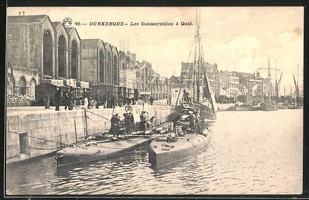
left=5, top=6, right=303, bottom=196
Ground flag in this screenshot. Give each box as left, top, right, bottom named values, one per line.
left=203, top=70, right=211, bottom=100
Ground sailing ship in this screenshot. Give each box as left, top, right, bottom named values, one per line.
left=148, top=8, right=214, bottom=168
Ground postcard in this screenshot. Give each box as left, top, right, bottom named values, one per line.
left=5, top=6, right=303, bottom=196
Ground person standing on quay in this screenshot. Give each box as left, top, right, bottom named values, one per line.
left=150, top=96, right=154, bottom=106
left=111, top=94, right=116, bottom=108
left=54, top=87, right=62, bottom=111
left=107, top=91, right=112, bottom=108
left=95, top=90, right=100, bottom=109
left=118, top=95, right=123, bottom=107
left=64, top=90, right=70, bottom=111
left=102, top=93, right=107, bottom=108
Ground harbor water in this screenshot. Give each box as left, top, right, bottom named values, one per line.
left=6, top=109, right=303, bottom=195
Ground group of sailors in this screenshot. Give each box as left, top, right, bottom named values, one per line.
left=109, top=110, right=156, bottom=138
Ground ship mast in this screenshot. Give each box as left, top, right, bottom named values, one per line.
left=193, top=8, right=203, bottom=103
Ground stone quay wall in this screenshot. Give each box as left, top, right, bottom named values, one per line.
left=6, top=104, right=173, bottom=164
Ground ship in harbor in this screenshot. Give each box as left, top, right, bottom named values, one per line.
left=148, top=8, right=215, bottom=168
left=55, top=107, right=172, bottom=168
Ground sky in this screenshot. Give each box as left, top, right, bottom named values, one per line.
left=7, top=7, right=304, bottom=95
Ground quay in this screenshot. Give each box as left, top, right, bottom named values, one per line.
left=6, top=103, right=172, bottom=164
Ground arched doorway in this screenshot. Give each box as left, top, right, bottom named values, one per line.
left=30, top=78, right=36, bottom=97
left=71, top=40, right=78, bottom=79
left=106, top=52, right=112, bottom=84
left=43, top=29, right=53, bottom=76
left=58, top=35, right=66, bottom=78
left=113, top=56, right=118, bottom=85
left=99, top=50, right=104, bottom=83
left=19, top=77, right=27, bottom=96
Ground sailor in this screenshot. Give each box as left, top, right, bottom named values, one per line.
left=110, top=113, right=121, bottom=137
left=145, top=112, right=150, bottom=128
left=173, top=112, right=182, bottom=131
left=129, top=112, right=135, bottom=129
left=123, top=112, right=133, bottom=135
left=140, top=111, right=147, bottom=131
left=188, top=110, right=197, bottom=133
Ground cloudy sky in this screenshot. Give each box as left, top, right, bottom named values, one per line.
left=7, top=7, right=303, bottom=95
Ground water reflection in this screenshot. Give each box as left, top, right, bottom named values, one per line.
left=6, top=110, right=302, bottom=195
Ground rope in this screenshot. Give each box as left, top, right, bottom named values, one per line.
left=85, top=115, right=100, bottom=124
left=83, top=107, right=111, bottom=121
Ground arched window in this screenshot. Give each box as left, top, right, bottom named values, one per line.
left=43, top=29, right=53, bottom=76
left=99, top=49, right=104, bottom=83
left=113, top=56, right=118, bottom=85
left=106, top=52, right=112, bottom=84
left=30, top=78, right=36, bottom=97
left=58, top=35, right=66, bottom=78
left=71, top=40, right=78, bottom=79
left=19, top=77, right=27, bottom=95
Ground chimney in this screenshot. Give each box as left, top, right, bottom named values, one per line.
left=257, top=71, right=260, bottom=77
left=23, top=11, right=25, bottom=15
left=19, top=12, right=21, bottom=16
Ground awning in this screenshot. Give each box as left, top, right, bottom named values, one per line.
left=141, top=92, right=152, bottom=95
left=64, top=79, right=77, bottom=88
left=79, top=81, right=89, bottom=88
left=41, top=79, right=64, bottom=87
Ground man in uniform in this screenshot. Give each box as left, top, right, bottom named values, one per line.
left=54, top=87, right=62, bottom=111
left=140, top=111, right=147, bottom=132
left=123, top=112, right=133, bottom=136
left=110, top=113, right=121, bottom=137
left=189, top=110, right=197, bottom=133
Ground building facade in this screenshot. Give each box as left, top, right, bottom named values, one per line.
left=181, top=61, right=220, bottom=101
left=6, top=14, right=174, bottom=105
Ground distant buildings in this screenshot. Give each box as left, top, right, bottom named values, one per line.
left=172, top=64, right=276, bottom=104
left=6, top=13, right=279, bottom=106
left=6, top=14, right=170, bottom=105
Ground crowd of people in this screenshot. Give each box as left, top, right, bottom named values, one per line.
left=53, top=88, right=141, bottom=111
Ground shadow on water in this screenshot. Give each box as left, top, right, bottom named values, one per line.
left=6, top=110, right=303, bottom=195
left=56, top=144, right=150, bottom=176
